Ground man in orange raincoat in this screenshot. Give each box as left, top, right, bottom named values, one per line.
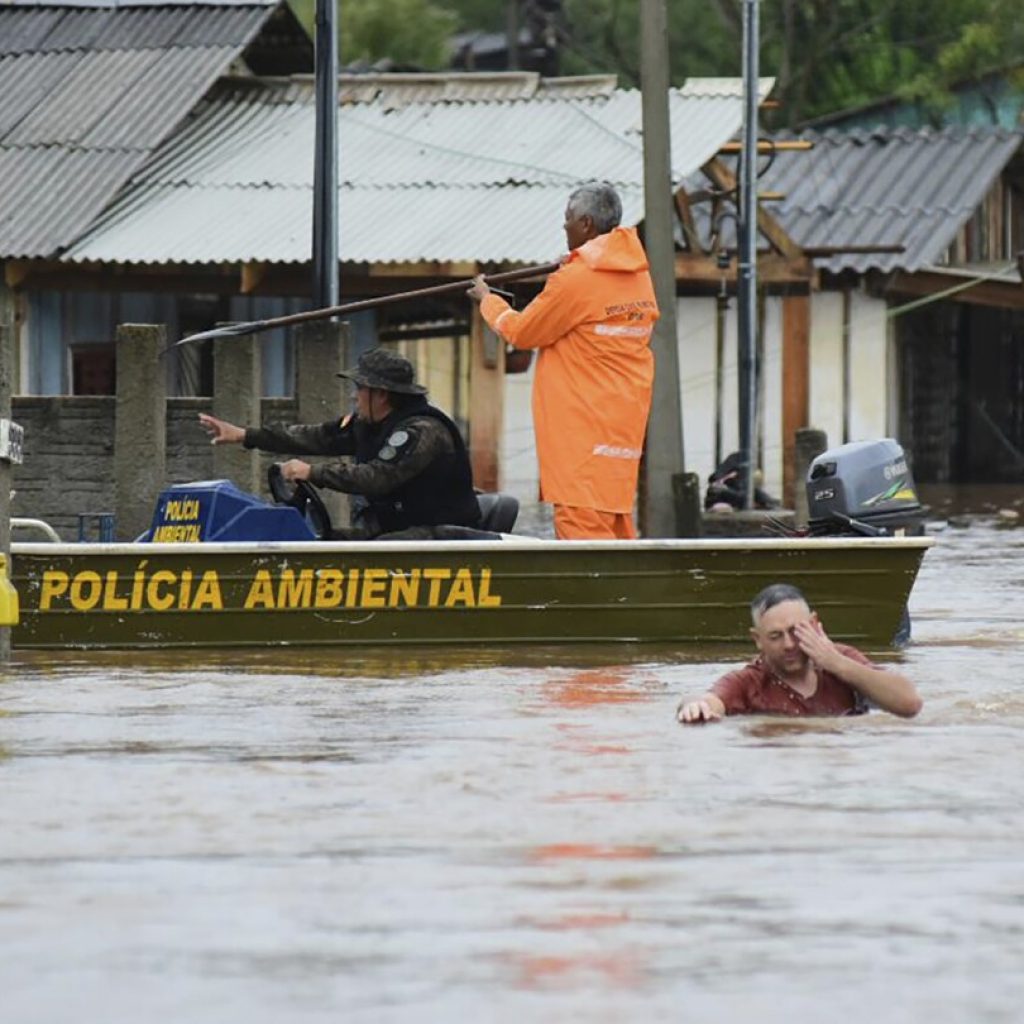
left=467, top=182, right=658, bottom=540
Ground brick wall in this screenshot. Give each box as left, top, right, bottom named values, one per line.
left=11, top=396, right=297, bottom=541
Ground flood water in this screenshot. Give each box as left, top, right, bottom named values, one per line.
left=2, top=511, right=1023, bottom=1023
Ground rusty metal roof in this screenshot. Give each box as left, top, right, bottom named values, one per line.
left=62, top=74, right=773, bottom=266
left=0, top=0, right=309, bottom=259
left=764, top=126, right=1024, bottom=273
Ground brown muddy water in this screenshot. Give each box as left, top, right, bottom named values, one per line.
left=2, top=514, right=1023, bottom=1023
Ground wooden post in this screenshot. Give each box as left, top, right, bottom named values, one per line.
left=794, top=427, right=828, bottom=529
left=114, top=324, right=167, bottom=542
left=468, top=305, right=504, bottom=492
left=295, top=319, right=349, bottom=528
left=673, top=471, right=703, bottom=538
left=212, top=333, right=261, bottom=494
left=640, top=0, right=686, bottom=535
left=782, top=292, right=810, bottom=508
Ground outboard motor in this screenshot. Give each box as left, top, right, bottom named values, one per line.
left=807, top=439, right=926, bottom=537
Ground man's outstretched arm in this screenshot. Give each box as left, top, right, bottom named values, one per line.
left=794, top=620, right=923, bottom=718
left=677, top=693, right=726, bottom=725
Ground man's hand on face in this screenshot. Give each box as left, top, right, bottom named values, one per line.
left=466, top=274, right=491, bottom=303
left=280, top=459, right=312, bottom=482
left=676, top=698, right=722, bottom=725
left=793, top=619, right=843, bottom=673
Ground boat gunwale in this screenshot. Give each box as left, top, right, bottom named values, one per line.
left=9, top=536, right=936, bottom=557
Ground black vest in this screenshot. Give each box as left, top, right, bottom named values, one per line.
left=354, top=400, right=480, bottom=535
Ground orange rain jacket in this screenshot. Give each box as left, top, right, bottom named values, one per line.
left=480, top=226, right=658, bottom=513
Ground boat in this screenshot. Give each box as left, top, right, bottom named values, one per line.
left=5, top=528, right=931, bottom=655
left=1, top=437, right=936, bottom=652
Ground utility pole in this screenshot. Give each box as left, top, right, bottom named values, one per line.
left=737, top=0, right=760, bottom=508
left=312, top=0, right=339, bottom=308
left=0, top=287, right=21, bottom=663
left=506, top=0, right=520, bottom=70
left=640, top=0, right=685, bottom=536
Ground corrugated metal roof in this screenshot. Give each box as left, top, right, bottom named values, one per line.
left=63, top=75, right=775, bottom=265
left=334, top=71, right=620, bottom=107
left=0, top=0, right=306, bottom=259
left=764, top=126, right=1024, bottom=273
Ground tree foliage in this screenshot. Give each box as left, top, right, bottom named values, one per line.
left=292, top=0, right=1024, bottom=123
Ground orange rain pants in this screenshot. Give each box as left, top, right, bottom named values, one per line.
left=480, top=226, right=658, bottom=536
left=553, top=504, right=638, bottom=541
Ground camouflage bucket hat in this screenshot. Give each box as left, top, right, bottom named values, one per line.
left=337, top=348, right=426, bottom=395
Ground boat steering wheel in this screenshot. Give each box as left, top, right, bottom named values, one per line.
left=267, top=463, right=333, bottom=540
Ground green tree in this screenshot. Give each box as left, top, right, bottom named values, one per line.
left=290, top=0, right=458, bottom=69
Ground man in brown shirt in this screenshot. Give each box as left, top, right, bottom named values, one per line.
left=677, top=583, right=922, bottom=725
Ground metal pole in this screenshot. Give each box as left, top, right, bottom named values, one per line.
left=312, top=0, right=339, bottom=308
left=737, top=0, right=760, bottom=509
left=640, top=0, right=686, bottom=536
left=0, top=297, right=14, bottom=663
left=506, top=0, right=520, bottom=70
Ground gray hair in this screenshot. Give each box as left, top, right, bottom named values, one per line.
left=750, top=583, right=809, bottom=625
left=567, top=182, right=622, bottom=234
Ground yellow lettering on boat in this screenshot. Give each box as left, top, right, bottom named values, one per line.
left=244, top=569, right=276, bottom=609
left=103, top=570, right=128, bottom=611
left=315, top=569, right=344, bottom=608
left=70, top=570, right=103, bottom=611
left=146, top=570, right=177, bottom=611
left=164, top=499, right=201, bottom=522
left=152, top=524, right=202, bottom=542
left=478, top=568, right=501, bottom=607
left=445, top=568, right=475, bottom=607
left=191, top=570, right=222, bottom=610
left=389, top=569, right=420, bottom=606
left=423, top=568, right=451, bottom=605
left=344, top=569, right=361, bottom=607
left=278, top=569, right=314, bottom=607
left=361, top=568, right=388, bottom=608
left=177, top=570, right=193, bottom=610
left=131, top=562, right=148, bottom=610
left=39, top=571, right=70, bottom=610
left=36, top=563, right=503, bottom=614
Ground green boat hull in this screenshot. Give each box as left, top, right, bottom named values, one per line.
left=7, top=537, right=933, bottom=651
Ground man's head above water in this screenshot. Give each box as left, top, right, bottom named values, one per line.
left=749, top=583, right=819, bottom=682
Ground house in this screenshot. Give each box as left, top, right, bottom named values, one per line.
left=748, top=126, right=1024, bottom=487
left=5, top=51, right=774, bottom=533
left=7, top=3, right=1021, bottom=534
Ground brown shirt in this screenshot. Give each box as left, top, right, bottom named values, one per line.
left=711, top=644, right=873, bottom=717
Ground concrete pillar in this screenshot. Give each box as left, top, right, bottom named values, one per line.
left=468, top=306, right=504, bottom=492
left=794, top=427, right=828, bottom=529
left=295, top=319, right=349, bottom=528
left=212, top=333, right=261, bottom=494
left=115, top=324, right=167, bottom=543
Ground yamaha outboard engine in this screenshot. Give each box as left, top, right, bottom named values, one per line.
left=807, top=439, right=926, bottom=537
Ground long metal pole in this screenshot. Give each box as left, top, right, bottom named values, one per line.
left=738, top=0, right=760, bottom=509
left=312, top=0, right=339, bottom=307
left=640, top=0, right=685, bottom=536
left=168, top=262, right=561, bottom=350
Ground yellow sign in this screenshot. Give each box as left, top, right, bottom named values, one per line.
left=35, top=564, right=502, bottom=613
left=150, top=499, right=204, bottom=542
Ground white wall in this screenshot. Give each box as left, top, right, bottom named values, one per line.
left=677, top=295, right=784, bottom=499
left=809, top=290, right=845, bottom=446
left=847, top=289, right=889, bottom=441
left=678, top=296, right=722, bottom=486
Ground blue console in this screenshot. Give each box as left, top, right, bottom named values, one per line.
left=143, top=480, right=316, bottom=542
